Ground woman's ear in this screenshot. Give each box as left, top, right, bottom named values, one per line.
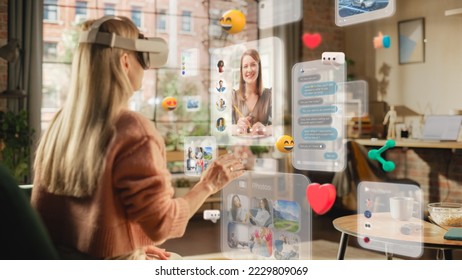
left=120, top=53, right=130, bottom=74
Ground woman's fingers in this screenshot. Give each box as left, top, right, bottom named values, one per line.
left=145, top=246, right=171, bottom=260
left=250, top=122, right=266, bottom=135
left=201, top=154, right=246, bottom=193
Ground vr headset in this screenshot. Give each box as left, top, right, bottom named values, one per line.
left=79, top=16, right=168, bottom=69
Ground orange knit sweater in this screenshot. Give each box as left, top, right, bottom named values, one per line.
left=31, top=110, right=190, bottom=258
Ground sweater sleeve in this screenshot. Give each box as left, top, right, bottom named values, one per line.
left=112, top=135, right=190, bottom=244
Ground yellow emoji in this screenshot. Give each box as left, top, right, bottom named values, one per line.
left=275, top=135, right=295, bottom=153
left=219, top=10, right=246, bottom=34
left=161, top=96, right=177, bottom=111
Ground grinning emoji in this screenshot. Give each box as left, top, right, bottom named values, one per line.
left=275, top=135, right=295, bottom=153
left=161, top=96, right=177, bottom=111
left=219, top=10, right=246, bottom=34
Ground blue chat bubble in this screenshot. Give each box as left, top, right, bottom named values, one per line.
left=301, top=127, right=338, bottom=141
left=301, top=82, right=337, bottom=97
left=324, top=152, right=338, bottom=160
left=298, top=116, right=332, bottom=126
left=298, top=98, right=323, bottom=106
left=300, top=106, right=338, bottom=115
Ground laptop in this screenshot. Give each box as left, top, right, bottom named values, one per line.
left=421, top=115, right=462, bottom=141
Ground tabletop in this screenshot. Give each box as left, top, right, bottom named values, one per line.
left=333, top=213, right=462, bottom=250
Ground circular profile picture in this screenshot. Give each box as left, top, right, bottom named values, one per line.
left=216, top=98, right=227, bottom=112
left=217, top=60, right=225, bottom=73
left=216, top=117, right=226, bottom=132
left=215, top=79, right=227, bottom=93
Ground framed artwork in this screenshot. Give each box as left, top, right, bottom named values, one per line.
left=398, top=18, right=425, bottom=64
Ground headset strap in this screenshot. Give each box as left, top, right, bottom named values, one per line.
left=78, top=16, right=164, bottom=53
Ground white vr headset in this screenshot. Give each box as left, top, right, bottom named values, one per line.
left=79, top=16, right=168, bottom=69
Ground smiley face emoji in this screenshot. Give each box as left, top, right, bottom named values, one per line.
left=275, top=135, right=295, bottom=153
left=219, top=10, right=246, bottom=34
left=161, top=96, right=177, bottom=111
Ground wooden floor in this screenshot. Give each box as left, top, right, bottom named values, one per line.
left=162, top=205, right=462, bottom=260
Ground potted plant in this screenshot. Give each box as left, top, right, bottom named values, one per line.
left=0, top=110, right=34, bottom=183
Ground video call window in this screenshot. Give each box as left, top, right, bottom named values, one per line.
left=210, top=37, right=284, bottom=146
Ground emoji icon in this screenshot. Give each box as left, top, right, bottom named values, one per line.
left=306, top=183, right=336, bottom=215
left=302, top=32, right=322, bottom=49
left=161, top=96, right=177, bottom=111
left=219, top=10, right=246, bottom=34
left=275, top=135, right=294, bottom=153
left=373, top=32, right=391, bottom=49
left=203, top=209, right=221, bottom=223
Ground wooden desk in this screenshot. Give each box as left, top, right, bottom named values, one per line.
left=333, top=213, right=462, bottom=260
left=352, top=139, right=462, bottom=203
left=355, top=138, right=462, bottom=149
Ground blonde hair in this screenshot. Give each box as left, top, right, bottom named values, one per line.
left=34, top=17, right=140, bottom=197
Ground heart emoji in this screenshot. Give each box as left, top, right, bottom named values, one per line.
left=302, top=33, right=322, bottom=49
left=306, top=183, right=336, bottom=215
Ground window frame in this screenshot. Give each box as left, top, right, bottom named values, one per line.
left=180, top=10, right=193, bottom=34
left=43, top=0, right=59, bottom=22
left=131, top=6, right=143, bottom=28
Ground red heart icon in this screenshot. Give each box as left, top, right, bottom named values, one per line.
left=306, top=183, right=336, bottom=215
left=302, top=33, right=322, bottom=49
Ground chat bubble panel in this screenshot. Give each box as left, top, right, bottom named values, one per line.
left=300, top=106, right=338, bottom=115
left=301, top=82, right=337, bottom=97
left=298, top=143, right=326, bottom=150
left=302, top=127, right=338, bottom=141
left=298, top=98, right=323, bottom=106
left=298, top=116, right=332, bottom=126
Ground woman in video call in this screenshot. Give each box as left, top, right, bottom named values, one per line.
left=31, top=16, right=245, bottom=260
left=249, top=198, right=272, bottom=227
left=231, top=49, right=272, bottom=137
left=229, top=194, right=248, bottom=223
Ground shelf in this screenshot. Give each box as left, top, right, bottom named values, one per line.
left=355, top=138, right=462, bottom=149
left=445, top=8, right=462, bottom=16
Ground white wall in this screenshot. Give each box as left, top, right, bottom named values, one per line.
left=346, top=0, right=462, bottom=115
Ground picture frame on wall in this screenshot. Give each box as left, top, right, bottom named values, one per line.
left=398, top=18, right=425, bottom=64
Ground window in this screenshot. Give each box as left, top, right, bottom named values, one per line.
left=157, top=9, right=167, bottom=31
left=181, top=11, right=192, bottom=33
left=131, top=6, right=142, bottom=28
left=41, top=0, right=258, bottom=153
left=75, top=1, right=87, bottom=23
left=44, top=0, right=58, bottom=21
left=104, top=4, right=116, bottom=16
left=43, top=42, right=58, bottom=61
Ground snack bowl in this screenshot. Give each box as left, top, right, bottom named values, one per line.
left=427, top=202, right=462, bottom=227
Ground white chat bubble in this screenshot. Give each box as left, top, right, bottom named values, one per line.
left=203, top=209, right=221, bottom=223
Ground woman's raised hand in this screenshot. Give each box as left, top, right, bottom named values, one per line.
left=199, top=153, right=245, bottom=194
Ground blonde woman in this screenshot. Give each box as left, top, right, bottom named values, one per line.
left=31, top=16, right=245, bottom=260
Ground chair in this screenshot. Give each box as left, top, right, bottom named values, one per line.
left=0, top=163, right=59, bottom=259
left=334, top=140, right=420, bottom=211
